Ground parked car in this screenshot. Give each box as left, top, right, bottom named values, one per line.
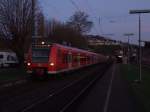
left=0, top=51, right=19, bottom=68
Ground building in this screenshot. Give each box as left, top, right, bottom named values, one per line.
left=86, top=35, right=121, bottom=46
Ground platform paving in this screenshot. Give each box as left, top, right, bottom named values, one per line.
left=73, top=64, right=140, bottom=112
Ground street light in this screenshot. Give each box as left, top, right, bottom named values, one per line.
left=124, top=33, right=134, bottom=64
left=129, top=9, right=150, bottom=82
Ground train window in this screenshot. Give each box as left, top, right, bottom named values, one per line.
left=32, top=48, right=50, bottom=63
left=57, top=49, right=61, bottom=57
left=87, top=56, right=90, bottom=61
left=86, top=56, right=88, bottom=63
left=32, top=49, right=49, bottom=57
left=73, top=55, right=78, bottom=62
left=62, top=53, right=68, bottom=64
left=92, top=56, right=94, bottom=62
left=83, top=56, right=86, bottom=62
left=77, top=55, right=80, bottom=62
left=80, top=56, right=84, bottom=62
left=68, top=53, right=72, bottom=63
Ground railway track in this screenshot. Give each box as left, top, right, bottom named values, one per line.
left=59, top=64, right=109, bottom=112
left=0, top=63, right=111, bottom=112
left=22, top=63, right=111, bottom=112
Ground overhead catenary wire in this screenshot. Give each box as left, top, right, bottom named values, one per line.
left=83, top=0, right=134, bottom=36
left=42, top=1, right=63, bottom=19
left=83, top=0, right=102, bottom=35
left=69, top=0, right=80, bottom=11
left=98, top=16, right=104, bottom=34
left=68, top=0, right=100, bottom=35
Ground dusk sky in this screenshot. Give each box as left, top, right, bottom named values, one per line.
left=40, top=0, right=150, bottom=44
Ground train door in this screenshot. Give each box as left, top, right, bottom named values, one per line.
left=68, top=52, right=72, bottom=68
left=57, top=48, right=62, bottom=70
left=77, top=53, right=80, bottom=66
left=86, top=55, right=88, bottom=65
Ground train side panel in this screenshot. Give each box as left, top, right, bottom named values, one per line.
left=48, top=46, right=57, bottom=73
left=26, top=43, right=108, bottom=76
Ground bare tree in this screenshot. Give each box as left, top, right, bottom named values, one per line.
left=37, top=12, right=45, bottom=37
left=45, top=19, right=62, bottom=37
left=67, top=11, right=93, bottom=34
left=0, top=0, right=39, bottom=65
left=45, top=19, right=88, bottom=49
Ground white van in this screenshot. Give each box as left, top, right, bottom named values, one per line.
left=0, top=51, right=19, bottom=68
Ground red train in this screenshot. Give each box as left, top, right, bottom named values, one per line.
left=26, top=41, right=107, bottom=77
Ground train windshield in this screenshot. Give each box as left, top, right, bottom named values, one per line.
left=32, top=48, right=50, bottom=63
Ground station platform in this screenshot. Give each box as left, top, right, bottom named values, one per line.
left=73, top=64, right=141, bottom=112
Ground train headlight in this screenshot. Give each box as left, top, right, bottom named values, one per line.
left=50, top=62, right=54, bottom=66
left=27, top=62, right=31, bottom=66
left=41, top=41, right=45, bottom=45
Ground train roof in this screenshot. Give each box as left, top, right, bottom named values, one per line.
left=53, top=43, right=99, bottom=56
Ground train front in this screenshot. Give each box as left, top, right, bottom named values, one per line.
left=26, top=39, right=53, bottom=78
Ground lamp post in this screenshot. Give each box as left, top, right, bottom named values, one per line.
left=124, top=33, right=134, bottom=64
left=129, top=9, right=150, bottom=82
